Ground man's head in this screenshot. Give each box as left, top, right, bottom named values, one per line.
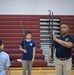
left=25, top=31, right=32, bottom=40
left=0, top=39, right=4, bottom=50
left=60, top=24, right=69, bottom=35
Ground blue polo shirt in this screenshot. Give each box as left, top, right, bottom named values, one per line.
left=0, top=51, right=11, bottom=75
left=20, top=39, right=36, bottom=60
left=53, top=34, right=74, bottom=58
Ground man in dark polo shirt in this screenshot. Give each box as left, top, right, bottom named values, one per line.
left=49, top=24, right=74, bottom=75
left=20, top=31, right=36, bottom=75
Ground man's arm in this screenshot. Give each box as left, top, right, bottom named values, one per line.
left=53, top=31, right=73, bottom=48
left=32, top=48, right=35, bottom=63
left=6, top=66, right=11, bottom=75
left=55, top=39, right=73, bottom=48
left=20, top=46, right=27, bottom=53
left=48, top=47, right=55, bottom=62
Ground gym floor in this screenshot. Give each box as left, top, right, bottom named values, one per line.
left=11, top=67, right=74, bottom=75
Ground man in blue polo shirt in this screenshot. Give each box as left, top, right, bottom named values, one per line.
left=20, top=31, right=36, bottom=75
left=49, top=24, right=74, bottom=75
left=0, top=39, right=11, bottom=75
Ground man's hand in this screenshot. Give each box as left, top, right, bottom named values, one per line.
left=52, top=30, right=57, bottom=41
left=32, top=58, right=34, bottom=65
left=23, top=49, right=27, bottom=53
left=49, top=56, right=53, bottom=63
left=20, top=46, right=27, bottom=53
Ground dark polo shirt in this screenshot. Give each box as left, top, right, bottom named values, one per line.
left=20, top=40, right=36, bottom=60
left=53, top=34, right=74, bottom=58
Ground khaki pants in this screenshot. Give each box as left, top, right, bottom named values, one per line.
left=55, top=58, right=72, bottom=75
left=22, top=60, right=32, bottom=75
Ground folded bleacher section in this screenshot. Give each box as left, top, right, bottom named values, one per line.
left=0, top=15, right=47, bottom=67
left=0, top=15, right=74, bottom=67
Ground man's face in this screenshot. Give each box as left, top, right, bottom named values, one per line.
left=60, top=24, right=69, bottom=35
left=0, top=44, right=4, bottom=50
left=26, top=34, right=32, bottom=40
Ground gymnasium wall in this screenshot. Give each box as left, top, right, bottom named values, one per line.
left=0, top=0, right=74, bottom=15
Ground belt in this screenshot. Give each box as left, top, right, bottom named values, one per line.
left=57, top=57, right=71, bottom=61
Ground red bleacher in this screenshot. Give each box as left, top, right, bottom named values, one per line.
left=0, top=15, right=47, bottom=67
left=0, top=15, right=74, bottom=66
